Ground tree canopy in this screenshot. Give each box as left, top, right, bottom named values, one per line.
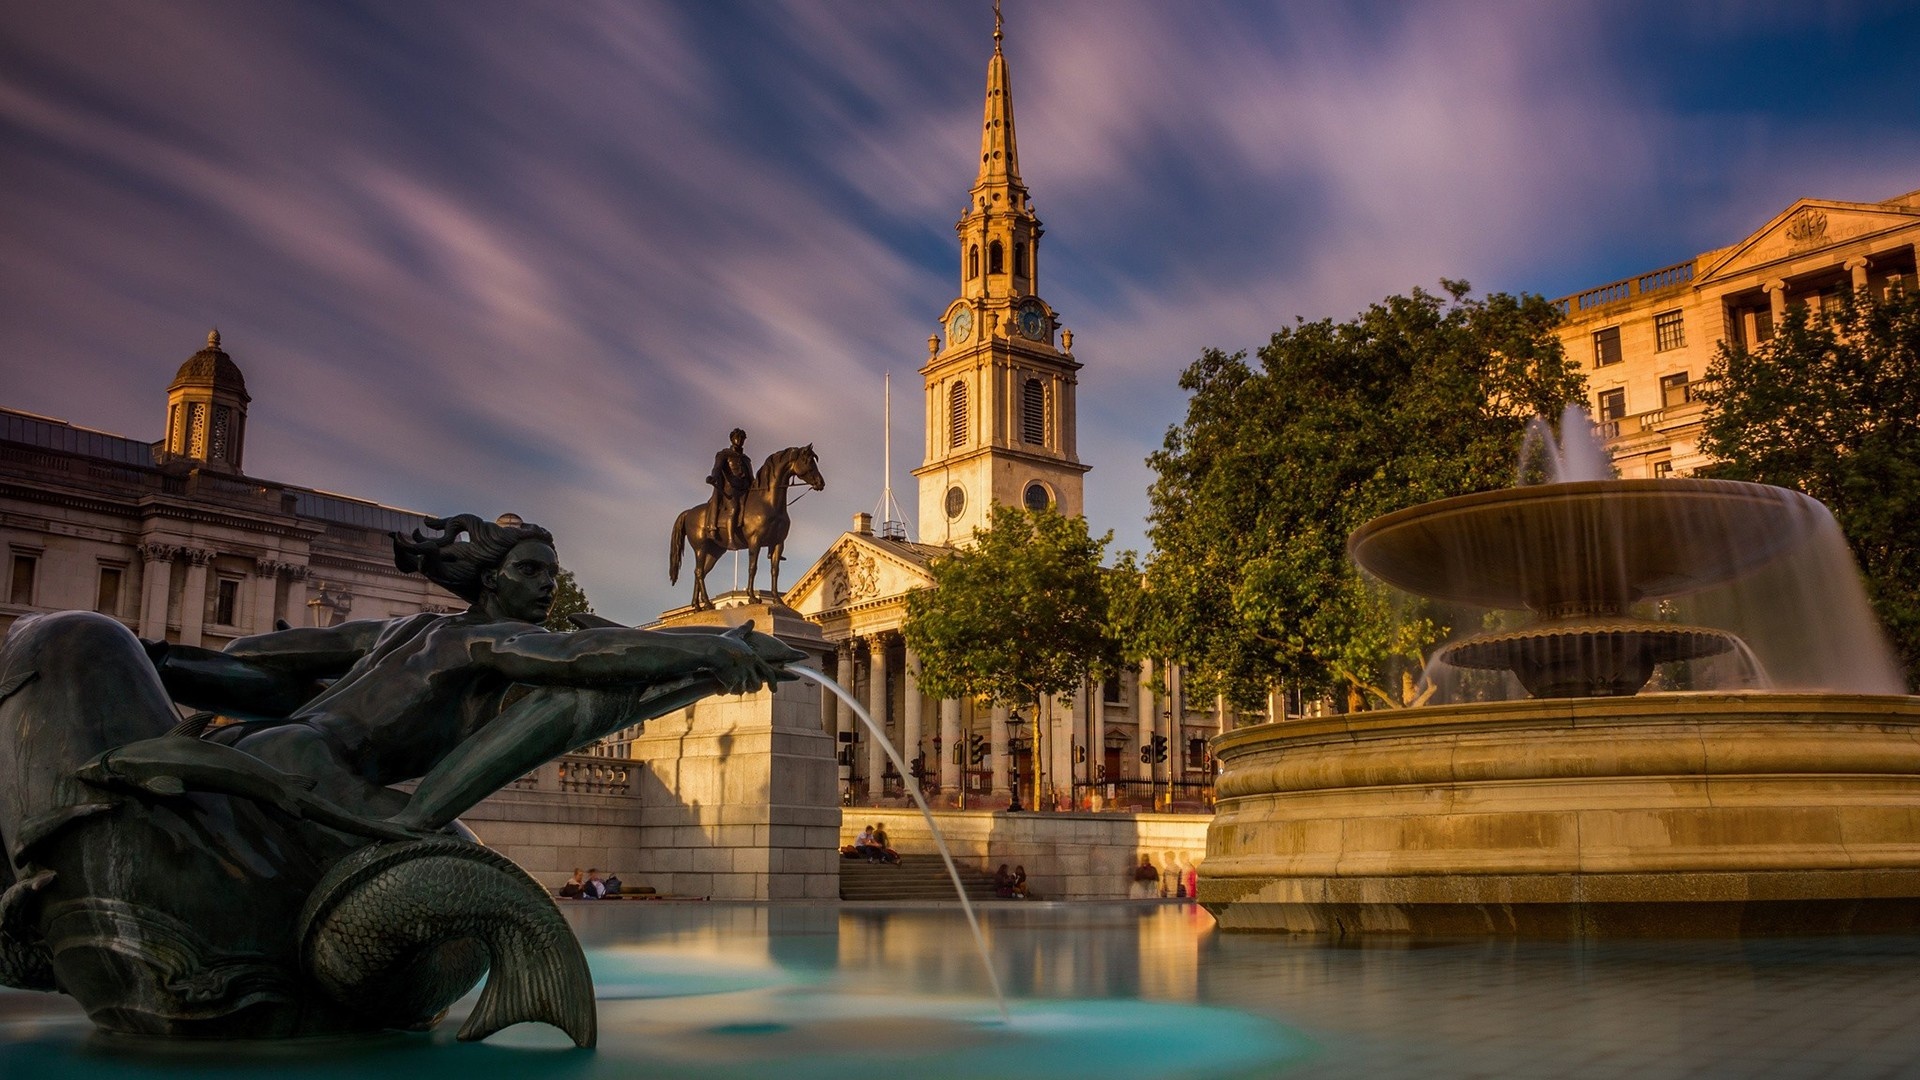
left=542, top=566, right=594, bottom=632
left=1696, top=284, right=1920, bottom=686
left=903, top=503, right=1124, bottom=710
left=1139, top=282, right=1585, bottom=709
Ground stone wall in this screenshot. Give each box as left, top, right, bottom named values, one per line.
left=461, top=756, right=647, bottom=890
left=843, top=809, right=1210, bottom=900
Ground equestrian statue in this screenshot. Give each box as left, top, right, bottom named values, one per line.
left=670, top=433, right=825, bottom=609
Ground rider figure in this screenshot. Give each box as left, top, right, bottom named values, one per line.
left=706, top=428, right=752, bottom=547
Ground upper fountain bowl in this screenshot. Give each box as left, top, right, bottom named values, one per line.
left=1348, top=479, right=1825, bottom=615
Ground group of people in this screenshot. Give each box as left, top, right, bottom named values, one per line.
left=557, top=867, right=622, bottom=899
left=848, top=823, right=900, bottom=864
left=993, top=864, right=1029, bottom=899
left=1132, top=855, right=1198, bottom=899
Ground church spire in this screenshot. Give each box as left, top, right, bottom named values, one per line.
left=973, top=0, right=1024, bottom=198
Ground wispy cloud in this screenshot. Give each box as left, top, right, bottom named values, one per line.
left=3, top=0, right=1917, bottom=618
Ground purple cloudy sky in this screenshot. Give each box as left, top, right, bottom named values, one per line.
left=4, top=1, right=1918, bottom=622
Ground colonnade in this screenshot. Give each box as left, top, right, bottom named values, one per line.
left=822, top=630, right=1228, bottom=809
left=135, top=543, right=313, bottom=645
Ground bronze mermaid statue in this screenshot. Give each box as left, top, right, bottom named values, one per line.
left=0, top=513, right=803, bottom=1046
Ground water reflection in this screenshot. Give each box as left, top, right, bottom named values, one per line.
left=13, top=903, right=1917, bottom=1078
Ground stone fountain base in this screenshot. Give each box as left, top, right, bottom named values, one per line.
left=1200, top=693, right=1920, bottom=936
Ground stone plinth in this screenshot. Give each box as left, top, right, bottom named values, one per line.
left=627, top=597, right=840, bottom=900
left=1202, top=693, right=1920, bottom=936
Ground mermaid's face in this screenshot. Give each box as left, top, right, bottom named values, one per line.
left=483, top=540, right=557, bottom=624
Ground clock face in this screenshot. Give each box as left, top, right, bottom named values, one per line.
left=949, top=309, right=973, bottom=345
left=1017, top=303, right=1046, bottom=341
left=945, top=485, right=965, bottom=519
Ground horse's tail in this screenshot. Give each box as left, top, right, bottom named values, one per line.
left=669, top=511, right=687, bottom=585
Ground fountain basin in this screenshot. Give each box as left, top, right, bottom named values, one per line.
left=1347, top=479, right=1822, bottom=614
left=1438, top=619, right=1738, bottom=698
left=1200, top=693, right=1920, bottom=936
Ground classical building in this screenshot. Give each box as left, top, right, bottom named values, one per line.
left=786, top=15, right=1231, bottom=813
left=1, top=330, right=456, bottom=648
left=1556, top=187, right=1920, bottom=477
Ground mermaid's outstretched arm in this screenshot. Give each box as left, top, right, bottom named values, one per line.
left=392, top=624, right=806, bottom=832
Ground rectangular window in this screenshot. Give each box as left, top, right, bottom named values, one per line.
left=215, top=577, right=241, bottom=627
left=8, top=554, right=36, bottom=606
left=1652, top=460, right=1674, bottom=479
left=1754, top=308, right=1774, bottom=343
left=1593, top=326, right=1622, bottom=367
left=1660, top=373, right=1690, bottom=409
left=1654, top=310, right=1685, bottom=351
left=96, top=565, right=124, bottom=616
left=1598, top=388, right=1627, bottom=422
left=1102, top=678, right=1122, bottom=705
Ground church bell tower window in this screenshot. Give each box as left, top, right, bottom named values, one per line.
left=949, top=381, right=969, bottom=449
left=969, top=245, right=980, bottom=279
left=1021, top=378, right=1045, bottom=445
left=988, top=240, right=1004, bottom=275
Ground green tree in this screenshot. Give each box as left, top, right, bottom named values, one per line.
left=542, top=566, right=595, bottom=632
left=1696, top=284, right=1920, bottom=685
left=1142, top=282, right=1585, bottom=710
left=903, top=504, right=1125, bottom=802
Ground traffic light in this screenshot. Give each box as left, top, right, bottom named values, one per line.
left=1151, top=735, right=1169, bottom=764
left=1138, top=744, right=1152, bottom=764
left=969, top=734, right=988, bottom=765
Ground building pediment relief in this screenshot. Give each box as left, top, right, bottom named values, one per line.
left=787, top=534, right=939, bottom=617
left=1699, top=199, right=1920, bottom=282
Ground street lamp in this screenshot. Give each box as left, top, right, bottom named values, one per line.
left=1006, top=710, right=1029, bottom=812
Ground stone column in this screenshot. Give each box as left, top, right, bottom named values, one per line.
left=835, top=643, right=856, bottom=798
left=990, top=703, right=1010, bottom=797
left=1764, top=278, right=1788, bottom=326
left=1137, top=657, right=1156, bottom=782
left=1090, top=677, right=1106, bottom=791
left=251, top=560, right=282, bottom=634
left=1054, top=691, right=1075, bottom=809
left=137, top=544, right=176, bottom=640
left=866, top=635, right=890, bottom=799
left=178, top=548, right=213, bottom=647
left=939, top=697, right=961, bottom=797
left=903, top=649, right=924, bottom=793
left=1846, top=256, right=1871, bottom=294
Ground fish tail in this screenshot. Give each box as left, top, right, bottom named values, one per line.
left=456, top=924, right=597, bottom=1047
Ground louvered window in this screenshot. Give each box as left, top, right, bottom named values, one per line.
left=1021, top=378, right=1045, bottom=445
left=948, top=381, right=968, bottom=448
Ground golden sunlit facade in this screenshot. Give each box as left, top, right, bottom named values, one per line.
left=1556, top=187, right=1920, bottom=478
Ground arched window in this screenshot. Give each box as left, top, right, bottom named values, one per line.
left=988, top=240, right=1004, bottom=275
left=1021, top=378, right=1045, bottom=445
left=1013, top=241, right=1027, bottom=278
left=948, top=381, right=968, bottom=448
left=968, top=245, right=980, bottom=279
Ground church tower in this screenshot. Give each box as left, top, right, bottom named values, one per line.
left=914, top=6, right=1087, bottom=545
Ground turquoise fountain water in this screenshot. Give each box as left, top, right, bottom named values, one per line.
left=788, top=665, right=1007, bottom=1020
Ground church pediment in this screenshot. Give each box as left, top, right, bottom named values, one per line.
left=787, top=533, right=942, bottom=617
left=1698, top=198, right=1920, bottom=282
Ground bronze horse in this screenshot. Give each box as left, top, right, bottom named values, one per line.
left=670, top=444, right=824, bottom=609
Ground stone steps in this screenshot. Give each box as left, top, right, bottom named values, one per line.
left=838, top=857, right=1005, bottom=902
